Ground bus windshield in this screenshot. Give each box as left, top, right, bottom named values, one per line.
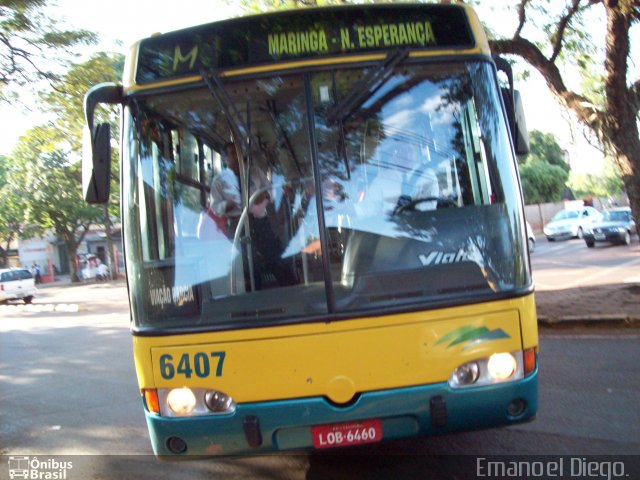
left=122, top=60, right=529, bottom=331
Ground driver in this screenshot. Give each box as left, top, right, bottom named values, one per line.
left=356, top=141, right=440, bottom=217
left=393, top=142, right=440, bottom=213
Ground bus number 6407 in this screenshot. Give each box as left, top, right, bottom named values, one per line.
left=159, top=352, right=226, bottom=380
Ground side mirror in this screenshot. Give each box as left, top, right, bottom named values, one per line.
left=494, top=56, right=530, bottom=156
left=82, top=83, right=122, bottom=204
left=83, top=123, right=111, bottom=203
left=513, top=90, right=529, bottom=155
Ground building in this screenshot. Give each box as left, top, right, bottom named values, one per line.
left=4, top=227, right=123, bottom=282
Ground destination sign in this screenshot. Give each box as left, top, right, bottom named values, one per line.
left=135, top=5, right=474, bottom=84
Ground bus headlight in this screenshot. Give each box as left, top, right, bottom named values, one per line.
left=157, top=387, right=237, bottom=417
left=167, top=387, right=197, bottom=415
left=205, top=390, right=235, bottom=413
left=450, top=361, right=479, bottom=387
left=487, top=353, right=517, bottom=380
left=449, top=351, right=527, bottom=389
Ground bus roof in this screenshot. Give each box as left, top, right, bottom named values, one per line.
left=122, top=3, right=490, bottom=93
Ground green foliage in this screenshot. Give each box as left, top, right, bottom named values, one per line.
left=0, top=154, right=7, bottom=184
left=40, top=52, right=124, bottom=149
left=519, top=160, right=569, bottom=204
left=226, top=0, right=403, bottom=14
left=0, top=153, right=37, bottom=255
left=521, top=130, right=622, bottom=201
left=10, top=126, right=102, bottom=233
left=518, top=129, right=571, bottom=203
left=8, top=125, right=103, bottom=275
left=0, top=0, right=97, bottom=101
left=40, top=52, right=123, bottom=223
left=0, top=154, right=26, bottom=261
left=0, top=46, right=123, bottom=270
left=522, top=130, right=570, bottom=172
left=569, top=157, right=624, bottom=198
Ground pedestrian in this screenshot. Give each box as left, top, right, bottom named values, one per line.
left=31, top=261, right=41, bottom=284
left=97, top=262, right=109, bottom=282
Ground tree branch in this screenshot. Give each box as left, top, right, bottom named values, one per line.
left=549, top=0, right=580, bottom=62
left=548, top=0, right=601, bottom=63
left=514, top=0, right=531, bottom=38
left=490, top=37, right=603, bottom=130
left=631, top=77, right=640, bottom=114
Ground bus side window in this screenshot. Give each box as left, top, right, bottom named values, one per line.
left=138, top=119, right=175, bottom=261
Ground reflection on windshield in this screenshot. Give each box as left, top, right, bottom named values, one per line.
left=123, top=61, right=528, bottom=331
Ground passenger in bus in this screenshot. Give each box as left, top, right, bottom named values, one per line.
left=207, top=142, right=296, bottom=289
left=356, top=142, right=440, bottom=217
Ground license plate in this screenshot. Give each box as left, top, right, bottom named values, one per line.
left=595, top=233, right=606, bottom=240
left=311, top=419, right=382, bottom=449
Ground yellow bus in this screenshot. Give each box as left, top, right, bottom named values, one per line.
left=83, top=3, right=537, bottom=456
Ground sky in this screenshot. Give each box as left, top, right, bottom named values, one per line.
left=1, top=0, right=637, bottom=175
left=0, top=0, right=239, bottom=156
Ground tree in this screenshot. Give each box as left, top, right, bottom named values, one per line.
left=0, top=52, right=122, bottom=275
left=569, top=156, right=625, bottom=197
left=524, top=130, right=570, bottom=172
left=41, top=52, right=124, bottom=278
left=1, top=0, right=97, bottom=102
left=520, top=160, right=570, bottom=203
left=485, top=0, right=640, bottom=235
left=518, top=129, right=572, bottom=202
left=40, top=52, right=124, bottom=150
left=0, top=155, right=25, bottom=266
left=228, top=0, right=348, bottom=13
left=11, top=126, right=103, bottom=280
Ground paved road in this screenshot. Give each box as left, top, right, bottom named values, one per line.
left=531, top=236, right=640, bottom=290
left=529, top=237, right=640, bottom=322
left=1, top=281, right=639, bottom=480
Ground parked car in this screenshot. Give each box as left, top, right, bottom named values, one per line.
left=526, top=221, right=536, bottom=252
left=543, top=206, right=600, bottom=241
left=583, top=207, right=636, bottom=247
left=0, top=268, right=38, bottom=304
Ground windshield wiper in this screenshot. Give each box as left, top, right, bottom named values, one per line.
left=201, top=69, right=254, bottom=154
left=325, top=47, right=409, bottom=124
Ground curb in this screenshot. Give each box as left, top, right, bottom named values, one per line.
left=37, top=278, right=125, bottom=289
left=538, top=315, right=640, bottom=327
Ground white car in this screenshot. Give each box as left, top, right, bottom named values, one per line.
left=543, top=206, right=600, bottom=241
left=0, top=268, right=38, bottom=304
left=526, top=221, right=536, bottom=252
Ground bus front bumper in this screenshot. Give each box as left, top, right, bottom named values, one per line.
left=144, top=370, right=537, bottom=456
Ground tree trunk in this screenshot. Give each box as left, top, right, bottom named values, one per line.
left=1, top=238, right=10, bottom=267
left=603, top=0, right=640, bottom=236
left=608, top=136, right=640, bottom=237
left=65, top=241, right=81, bottom=283
left=103, top=204, right=117, bottom=280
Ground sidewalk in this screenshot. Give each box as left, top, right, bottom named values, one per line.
left=37, top=275, right=640, bottom=327
left=38, top=274, right=120, bottom=288
left=535, top=282, right=640, bottom=326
